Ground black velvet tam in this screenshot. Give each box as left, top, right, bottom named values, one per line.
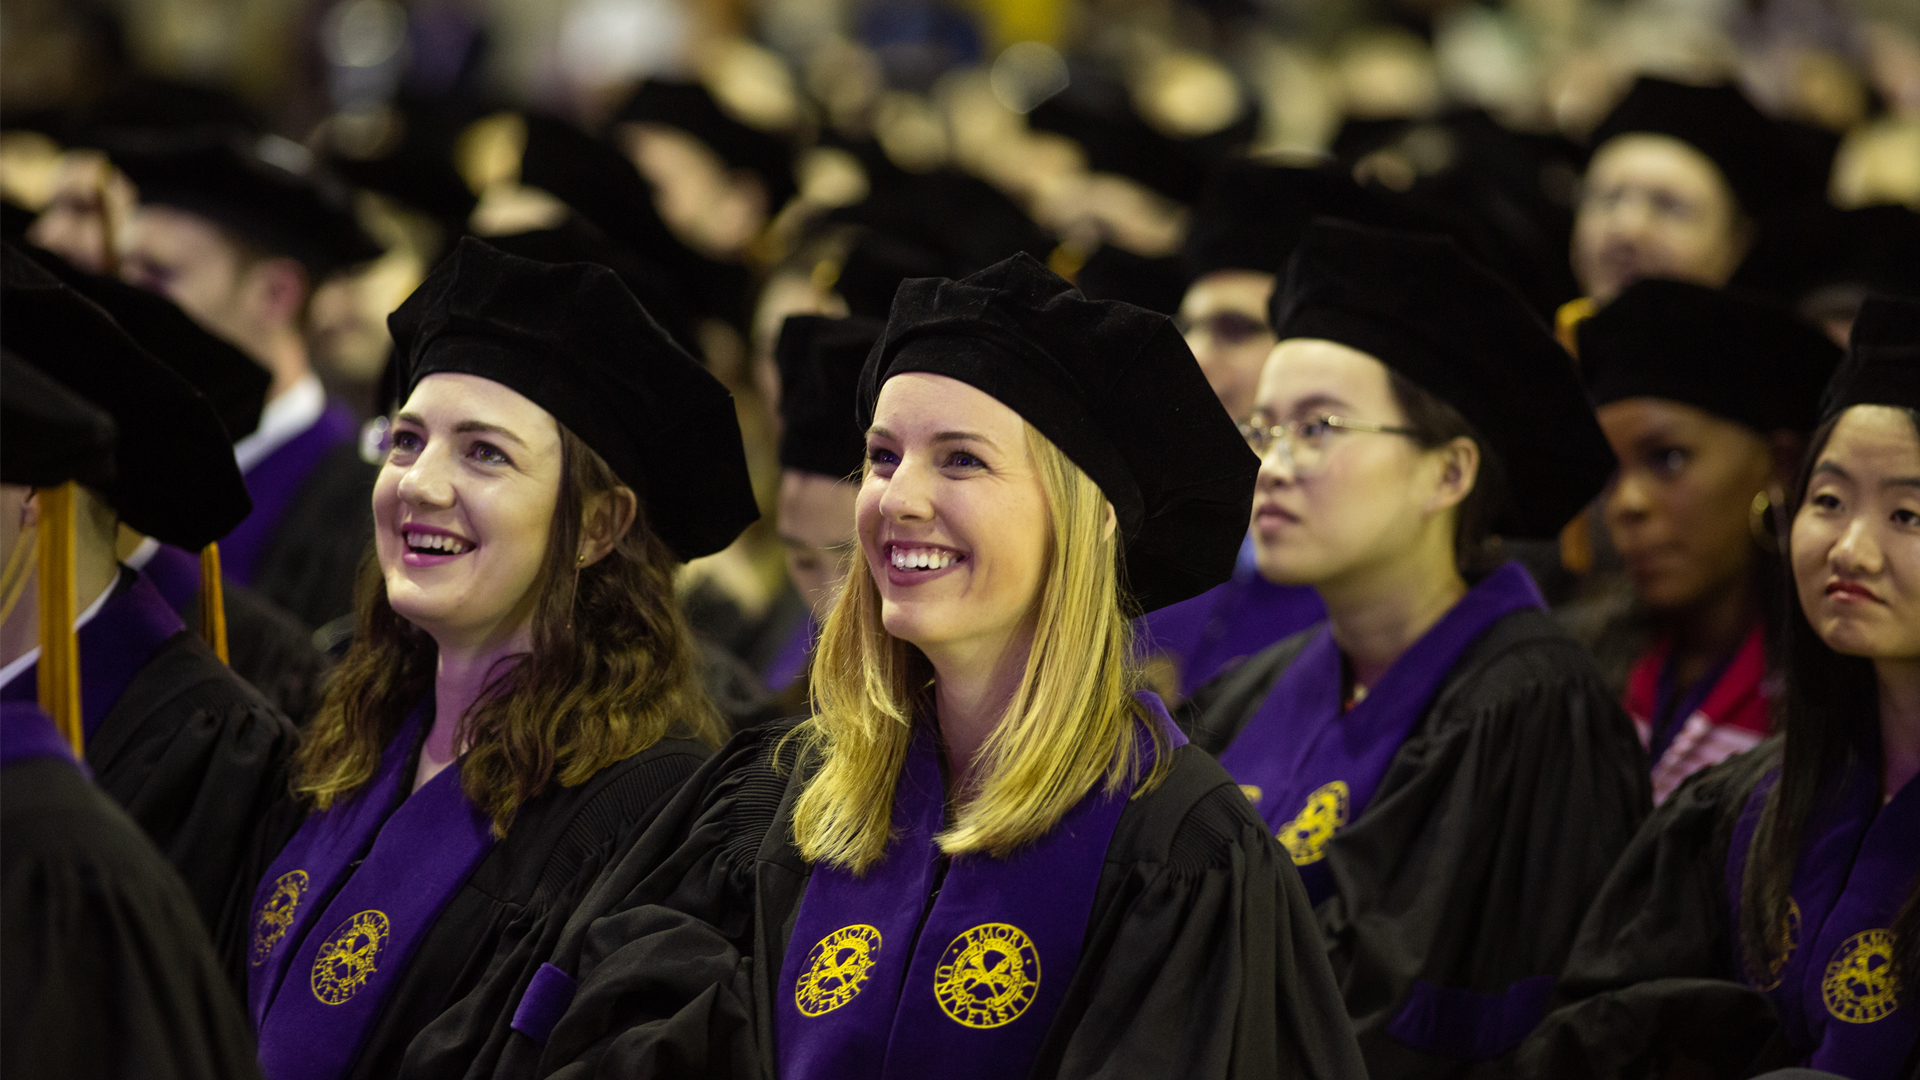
left=1180, top=160, right=1416, bottom=281
left=111, top=131, right=381, bottom=279
left=775, top=314, right=884, bottom=480
left=613, top=80, right=796, bottom=207
left=1580, top=278, right=1839, bottom=435
left=860, top=252, right=1258, bottom=612
left=1823, top=294, right=1920, bottom=417
left=0, top=349, right=116, bottom=490
left=1588, top=78, right=1807, bottom=221
left=21, top=242, right=269, bottom=443
left=387, top=237, right=758, bottom=561
left=1270, top=219, right=1614, bottom=539
left=0, top=245, right=249, bottom=549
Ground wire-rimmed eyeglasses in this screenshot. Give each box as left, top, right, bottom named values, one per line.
left=1237, top=414, right=1420, bottom=472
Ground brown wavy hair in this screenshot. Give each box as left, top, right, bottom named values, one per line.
left=293, top=426, right=723, bottom=835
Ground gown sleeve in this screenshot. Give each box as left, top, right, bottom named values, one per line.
left=1513, top=743, right=1793, bottom=1080
left=1040, top=747, right=1368, bottom=1080
left=2, top=760, right=264, bottom=1080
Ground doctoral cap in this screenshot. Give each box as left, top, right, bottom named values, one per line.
left=1180, top=161, right=1414, bottom=280
left=1270, top=219, right=1614, bottom=538
left=1, top=350, right=116, bottom=491
left=861, top=253, right=1258, bottom=611
left=0, top=245, right=251, bottom=548
left=1580, top=279, right=1839, bottom=435
left=1822, top=295, right=1920, bottom=417
left=776, top=314, right=884, bottom=479
left=613, top=80, right=797, bottom=208
left=387, top=237, right=758, bottom=560
left=1588, top=78, right=1806, bottom=220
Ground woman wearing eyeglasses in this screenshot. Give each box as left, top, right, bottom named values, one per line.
left=1183, top=221, right=1651, bottom=1079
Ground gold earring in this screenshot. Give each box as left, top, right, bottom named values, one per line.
left=1749, top=489, right=1781, bottom=553
left=577, top=552, right=586, bottom=565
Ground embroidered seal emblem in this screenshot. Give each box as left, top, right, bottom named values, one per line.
left=795, top=924, right=883, bottom=1017
left=934, top=922, right=1041, bottom=1029
left=250, top=870, right=309, bottom=967
left=1823, top=928, right=1900, bottom=1024
left=1756, top=897, right=1801, bottom=991
left=1277, top=780, right=1349, bottom=866
left=1238, top=784, right=1263, bottom=803
left=310, top=910, right=391, bottom=1006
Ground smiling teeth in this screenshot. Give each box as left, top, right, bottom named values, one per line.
left=891, top=547, right=957, bottom=571
left=405, top=530, right=473, bottom=555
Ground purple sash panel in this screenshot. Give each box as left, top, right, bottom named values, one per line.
left=223, top=401, right=358, bottom=585
left=510, top=963, right=578, bottom=1044
left=762, top=615, right=816, bottom=693
left=254, top=726, right=497, bottom=1080
left=141, top=542, right=205, bottom=618
left=773, top=691, right=1183, bottom=1080
left=1384, top=974, right=1554, bottom=1060
left=0, top=570, right=187, bottom=742
left=1138, top=536, right=1326, bottom=698
left=1728, top=763, right=1920, bottom=1078
left=1218, top=561, right=1543, bottom=905
left=0, top=701, right=84, bottom=773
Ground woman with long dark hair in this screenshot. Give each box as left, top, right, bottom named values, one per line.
left=241, top=238, right=760, bottom=1080
left=1518, top=294, right=1920, bottom=1079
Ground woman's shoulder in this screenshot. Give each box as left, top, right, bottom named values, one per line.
left=1431, top=606, right=1623, bottom=717
left=1111, top=744, right=1273, bottom=875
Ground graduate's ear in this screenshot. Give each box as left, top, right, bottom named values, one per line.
left=577, top=485, right=638, bottom=568
left=1427, top=436, right=1480, bottom=515
left=1103, top=500, right=1117, bottom=541
left=239, top=255, right=311, bottom=330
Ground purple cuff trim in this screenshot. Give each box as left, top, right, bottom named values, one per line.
left=511, top=963, right=577, bottom=1046
left=1385, top=974, right=1554, bottom=1060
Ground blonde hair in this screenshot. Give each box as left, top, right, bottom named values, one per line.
left=788, top=422, right=1168, bottom=872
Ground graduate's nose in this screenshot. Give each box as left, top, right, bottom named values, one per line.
left=396, top=444, right=457, bottom=510
left=1828, top=513, right=1884, bottom=578
left=1604, top=467, right=1652, bottom=526
left=879, top=454, right=935, bottom=523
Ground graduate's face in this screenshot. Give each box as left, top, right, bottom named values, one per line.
left=1178, top=270, right=1278, bottom=423
left=121, top=207, right=308, bottom=367
left=780, top=469, right=859, bottom=624
left=1792, top=406, right=1920, bottom=662
left=858, top=374, right=1050, bottom=665
left=1247, top=339, right=1457, bottom=588
left=1598, top=398, right=1778, bottom=614
left=1573, top=135, right=1749, bottom=304
left=374, top=374, right=563, bottom=651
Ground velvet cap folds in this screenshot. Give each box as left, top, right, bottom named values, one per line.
left=387, top=237, right=758, bottom=561
left=1822, top=295, right=1920, bottom=417
left=1270, top=219, right=1614, bottom=539
left=1180, top=160, right=1415, bottom=281
left=613, top=80, right=796, bottom=206
left=1, top=349, right=116, bottom=491
left=776, top=314, right=884, bottom=480
left=0, top=245, right=250, bottom=548
left=1588, top=77, right=1802, bottom=220
left=860, top=252, right=1259, bottom=612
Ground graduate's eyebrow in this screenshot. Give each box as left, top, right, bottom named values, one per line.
left=1254, top=393, right=1350, bottom=423
left=865, top=425, right=1002, bottom=450
left=392, top=413, right=531, bottom=451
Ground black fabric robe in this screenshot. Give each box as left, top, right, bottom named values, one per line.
left=182, top=578, right=334, bottom=725
left=1181, top=609, right=1652, bottom=1079
left=1514, top=741, right=1807, bottom=1079
left=410, top=720, right=1369, bottom=1080
left=249, top=442, right=379, bottom=632
left=2, top=758, right=264, bottom=1080
left=244, top=735, right=710, bottom=1080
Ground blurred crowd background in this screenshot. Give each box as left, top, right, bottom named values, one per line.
left=3, top=0, right=1918, bottom=710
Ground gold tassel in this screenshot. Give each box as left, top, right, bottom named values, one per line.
left=1554, top=297, right=1598, bottom=577
left=36, top=483, right=82, bottom=757
left=198, top=543, right=229, bottom=663
left=1554, top=297, right=1594, bottom=358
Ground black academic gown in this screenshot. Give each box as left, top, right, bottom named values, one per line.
left=1182, top=609, right=1652, bottom=1079
left=412, top=719, right=1368, bottom=1080
left=3, top=757, right=264, bottom=1079
left=248, top=442, right=379, bottom=632
left=248, top=735, right=710, bottom=1080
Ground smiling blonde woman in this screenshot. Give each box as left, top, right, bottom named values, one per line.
left=438, top=254, right=1368, bottom=1080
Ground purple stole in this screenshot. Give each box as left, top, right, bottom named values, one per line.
left=223, top=401, right=358, bottom=586
left=762, top=615, right=816, bottom=693
left=1217, top=561, right=1544, bottom=905
left=0, top=701, right=84, bottom=773
left=246, top=704, right=497, bottom=1080
left=1139, top=536, right=1326, bottom=697
left=1727, top=761, right=1920, bottom=1078
left=772, top=691, right=1184, bottom=1080
left=0, top=570, right=187, bottom=743
left=140, top=541, right=207, bottom=618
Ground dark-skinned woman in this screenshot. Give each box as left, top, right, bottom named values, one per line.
left=1517, top=295, right=1920, bottom=1079
left=240, top=238, right=759, bottom=1080
left=1183, top=220, right=1650, bottom=1078
left=1574, top=279, right=1840, bottom=803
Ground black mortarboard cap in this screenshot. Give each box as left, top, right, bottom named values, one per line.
left=485, top=220, right=701, bottom=365
left=1270, top=219, right=1614, bottom=538
left=316, top=99, right=479, bottom=238
left=1822, top=295, right=1920, bottom=417
left=1580, top=279, right=1839, bottom=435
left=111, top=131, right=382, bottom=278
left=1588, top=78, right=1808, bottom=221
left=1, top=245, right=251, bottom=548
left=861, top=253, right=1258, bottom=611
left=776, top=314, right=884, bottom=479
left=1804, top=204, right=1920, bottom=300
left=613, top=80, right=797, bottom=208
left=1181, top=161, right=1415, bottom=280
left=22, top=242, right=270, bottom=442
left=1074, top=246, right=1187, bottom=315
left=1, top=349, right=116, bottom=491
left=387, top=237, right=758, bottom=560
left=1027, top=76, right=1256, bottom=206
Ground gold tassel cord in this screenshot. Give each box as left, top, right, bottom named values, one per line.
left=1554, top=297, right=1598, bottom=578
left=199, top=543, right=229, bottom=663
left=36, top=483, right=82, bottom=757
